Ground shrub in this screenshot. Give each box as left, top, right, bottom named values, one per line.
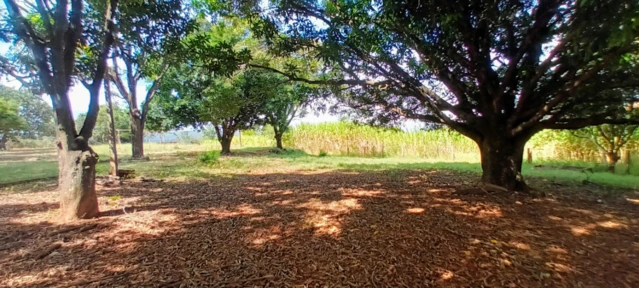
left=319, top=150, right=328, bottom=157
left=198, top=151, right=220, bottom=164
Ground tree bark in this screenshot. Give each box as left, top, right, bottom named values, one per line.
left=105, top=78, right=118, bottom=176
left=606, top=152, right=619, bottom=173
left=220, top=137, right=232, bottom=155
left=275, top=133, right=284, bottom=150
left=477, top=136, right=528, bottom=191
left=0, top=134, right=7, bottom=151
left=623, top=149, right=631, bottom=174
left=57, top=138, right=99, bottom=222
left=130, top=117, right=145, bottom=159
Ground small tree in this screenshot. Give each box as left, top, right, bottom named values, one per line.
left=264, top=83, right=318, bottom=149
left=1, top=0, right=119, bottom=220
left=153, top=18, right=269, bottom=154
left=0, top=98, right=27, bottom=150
left=106, top=0, right=192, bottom=159
left=155, top=68, right=269, bottom=154
left=574, top=124, right=639, bottom=172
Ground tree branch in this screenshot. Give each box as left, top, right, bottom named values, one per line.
left=141, top=63, right=170, bottom=121
left=541, top=116, right=639, bottom=130
left=79, top=0, right=118, bottom=139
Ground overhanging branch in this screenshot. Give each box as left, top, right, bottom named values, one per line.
left=541, top=117, right=639, bottom=130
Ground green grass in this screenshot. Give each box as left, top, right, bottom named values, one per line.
left=0, top=161, right=58, bottom=185
left=1, top=145, right=638, bottom=190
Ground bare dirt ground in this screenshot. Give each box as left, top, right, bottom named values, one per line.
left=1, top=169, right=638, bottom=287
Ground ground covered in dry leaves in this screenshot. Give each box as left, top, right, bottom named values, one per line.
left=1, top=168, right=638, bottom=287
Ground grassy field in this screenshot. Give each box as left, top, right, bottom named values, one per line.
left=2, top=143, right=637, bottom=190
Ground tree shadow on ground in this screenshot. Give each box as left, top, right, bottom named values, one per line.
left=1, top=169, right=638, bottom=287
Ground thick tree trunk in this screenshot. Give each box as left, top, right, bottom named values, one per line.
left=606, top=152, right=619, bottom=173
left=131, top=118, right=145, bottom=159
left=57, top=141, right=100, bottom=222
left=477, top=136, right=528, bottom=191
left=220, top=137, right=232, bottom=155
left=275, top=133, right=284, bottom=150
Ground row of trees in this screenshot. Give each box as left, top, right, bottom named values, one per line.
left=1, top=0, right=638, bottom=221
left=148, top=19, right=325, bottom=154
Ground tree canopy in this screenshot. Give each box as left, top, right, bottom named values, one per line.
left=0, top=85, right=55, bottom=138
left=106, top=0, right=194, bottom=158
left=0, top=97, right=27, bottom=138
left=224, top=0, right=639, bottom=190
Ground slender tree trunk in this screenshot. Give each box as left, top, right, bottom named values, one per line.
left=57, top=134, right=99, bottom=222
left=606, top=152, right=619, bottom=173
left=0, top=134, right=7, bottom=151
left=621, top=149, right=631, bottom=174
left=220, top=136, right=233, bottom=155
left=477, top=136, right=528, bottom=191
left=275, top=133, right=284, bottom=150
left=105, top=79, right=118, bottom=176
left=131, top=117, right=145, bottom=159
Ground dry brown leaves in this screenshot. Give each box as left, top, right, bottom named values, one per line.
left=1, top=169, right=638, bottom=287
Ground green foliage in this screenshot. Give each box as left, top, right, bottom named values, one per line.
left=76, top=105, right=131, bottom=144
left=0, top=97, right=27, bottom=136
left=230, top=0, right=639, bottom=189
left=263, top=83, right=320, bottom=143
left=318, top=150, right=328, bottom=157
left=152, top=19, right=266, bottom=132
left=0, top=86, right=54, bottom=138
left=199, top=151, right=220, bottom=164
left=528, top=127, right=639, bottom=163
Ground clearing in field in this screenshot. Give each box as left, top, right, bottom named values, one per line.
left=1, top=148, right=638, bottom=287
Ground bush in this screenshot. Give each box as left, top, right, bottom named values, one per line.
left=319, top=150, right=328, bottom=157
left=198, top=151, right=220, bottom=164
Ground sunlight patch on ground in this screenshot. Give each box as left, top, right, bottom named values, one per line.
left=297, top=198, right=362, bottom=236
left=431, top=198, right=503, bottom=218
left=569, top=224, right=596, bottom=236
left=339, top=187, right=385, bottom=197
left=508, top=241, right=531, bottom=250
left=548, top=215, right=563, bottom=221
left=625, top=198, right=639, bottom=205
left=437, top=269, right=455, bottom=281
left=406, top=207, right=425, bottom=214
left=597, top=220, right=627, bottom=229
left=546, top=245, right=568, bottom=254
left=4, top=266, right=67, bottom=287
left=546, top=262, right=575, bottom=273
left=249, top=225, right=284, bottom=246
left=102, top=210, right=179, bottom=237
left=207, top=204, right=262, bottom=219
